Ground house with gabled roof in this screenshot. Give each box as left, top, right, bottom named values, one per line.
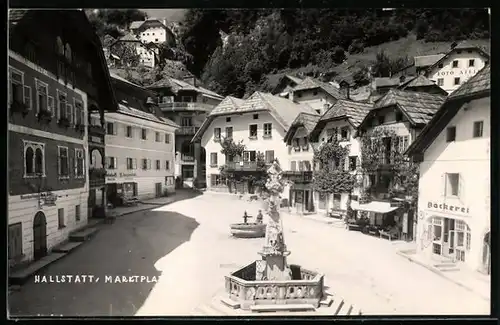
left=129, top=18, right=176, bottom=46
left=192, top=92, right=316, bottom=194
left=423, top=41, right=490, bottom=94
left=304, top=99, right=374, bottom=215
left=291, top=77, right=347, bottom=116
left=270, top=74, right=304, bottom=98
left=397, top=75, right=448, bottom=96
left=406, top=65, right=490, bottom=274
left=109, top=32, right=160, bottom=68
left=353, top=89, right=446, bottom=238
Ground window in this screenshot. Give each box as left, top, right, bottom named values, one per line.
left=469, top=59, right=475, bottom=67
left=66, top=104, right=73, bottom=125
left=165, top=160, right=170, bottom=170
left=211, top=174, right=226, bottom=187
left=452, top=60, right=459, bottom=68
left=291, top=161, right=297, bottom=171
left=141, top=128, right=148, bottom=140
left=165, top=133, right=171, bottom=143
left=181, top=117, right=193, bottom=126
left=8, top=223, right=23, bottom=259
left=57, top=90, right=67, bottom=120
left=75, top=149, right=85, bottom=178
left=155, top=132, right=161, bottom=142
left=33, top=81, right=49, bottom=115
left=126, top=158, right=136, bottom=170
left=473, top=121, right=483, bottom=138
left=75, top=205, right=81, bottom=222
left=302, top=137, right=309, bottom=150
left=74, top=99, right=84, bottom=126
left=106, top=157, right=117, bottom=169
left=156, top=160, right=161, bottom=170
left=24, top=141, right=45, bottom=177
left=142, top=158, right=149, bottom=170
left=265, top=150, right=275, bottom=164
left=454, top=77, right=461, bottom=85
left=65, top=44, right=72, bottom=63
left=437, top=78, right=444, bottom=87
left=349, top=156, right=357, bottom=171
left=249, top=124, right=258, bottom=138
left=225, top=127, right=233, bottom=139
left=210, top=152, right=218, bottom=166
left=340, top=126, right=350, bottom=140
left=226, top=117, right=231, bottom=122
left=58, top=208, right=65, bottom=229
left=446, top=126, right=456, bottom=142
left=58, top=147, right=69, bottom=178
left=106, top=122, right=115, bottom=135
left=9, top=68, right=25, bottom=106
left=315, top=109, right=321, bottom=115
left=243, top=150, right=257, bottom=162
left=214, top=128, right=221, bottom=141
left=263, top=123, right=272, bottom=138
left=445, top=173, right=460, bottom=197
left=398, top=136, right=409, bottom=153
left=253, top=114, right=259, bottom=120
left=293, top=138, right=300, bottom=151
left=126, top=126, right=133, bottom=138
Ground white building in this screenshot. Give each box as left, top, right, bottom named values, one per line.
left=406, top=65, right=490, bottom=274
left=193, top=92, right=316, bottom=194
left=306, top=99, right=374, bottom=215
left=130, top=18, right=176, bottom=45
left=424, top=42, right=489, bottom=94
left=291, top=77, right=347, bottom=115
left=99, top=74, right=178, bottom=204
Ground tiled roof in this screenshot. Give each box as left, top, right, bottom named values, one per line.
left=399, top=75, right=436, bottom=89
left=130, top=21, right=144, bottom=29
left=110, top=72, right=144, bottom=89
left=284, top=112, right=321, bottom=143
left=320, top=99, right=373, bottom=128
left=286, top=75, right=304, bottom=85
left=373, top=89, right=446, bottom=125
left=448, top=64, right=490, bottom=100
left=193, top=92, right=316, bottom=142
left=147, top=77, right=223, bottom=99
left=414, top=54, right=445, bottom=67
left=117, top=103, right=178, bottom=128
left=406, top=64, right=490, bottom=157
left=119, top=33, right=140, bottom=42
left=292, top=77, right=345, bottom=100
left=374, top=77, right=400, bottom=88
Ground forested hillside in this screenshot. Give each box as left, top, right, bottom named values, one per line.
left=87, top=9, right=490, bottom=97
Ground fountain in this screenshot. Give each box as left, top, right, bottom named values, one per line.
left=224, top=162, right=325, bottom=312
left=230, top=210, right=266, bottom=238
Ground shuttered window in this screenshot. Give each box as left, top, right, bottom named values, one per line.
left=8, top=223, right=23, bottom=259
left=265, top=150, right=275, bottom=163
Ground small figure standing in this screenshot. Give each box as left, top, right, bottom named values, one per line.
left=256, top=210, right=263, bottom=224
left=243, top=211, right=249, bottom=224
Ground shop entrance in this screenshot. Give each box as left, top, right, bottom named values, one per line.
left=431, top=217, right=471, bottom=262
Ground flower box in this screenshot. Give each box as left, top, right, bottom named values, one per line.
left=58, top=116, right=71, bottom=128
left=10, top=101, right=29, bottom=116
left=37, top=109, right=52, bottom=123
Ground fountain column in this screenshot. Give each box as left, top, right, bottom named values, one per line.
left=256, top=162, right=292, bottom=281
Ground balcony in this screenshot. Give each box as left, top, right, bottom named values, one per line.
left=225, top=161, right=261, bottom=171
left=159, top=102, right=215, bottom=113
left=181, top=154, right=195, bottom=162
left=282, top=171, right=313, bottom=183
left=176, top=126, right=200, bottom=135
left=89, top=168, right=106, bottom=188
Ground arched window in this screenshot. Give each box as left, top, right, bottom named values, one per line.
left=35, top=148, right=43, bottom=174
left=25, top=147, right=34, bottom=175
left=65, top=44, right=72, bottom=63
left=56, top=37, right=64, bottom=56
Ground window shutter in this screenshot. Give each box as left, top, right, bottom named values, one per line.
left=441, top=173, right=446, bottom=197
left=56, top=91, right=61, bottom=119
left=133, top=158, right=137, bottom=169
left=66, top=104, right=73, bottom=124
left=458, top=173, right=465, bottom=204
left=57, top=148, right=61, bottom=175
left=73, top=150, right=77, bottom=175
left=24, top=86, right=32, bottom=110
left=113, top=123, right=118, bottom=135
left=48, top=96, right=55, bottom=117
left=148, top=159, right=152, bottom=170
left=105, top=157, right=109, bottom=168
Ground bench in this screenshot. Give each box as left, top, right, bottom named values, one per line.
left=379, top=229, right=399, bottom=241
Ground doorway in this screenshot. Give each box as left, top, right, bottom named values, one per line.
left=33, top=211, right=47, bottom=261
left=155, top=182, right=162, bottom=198
left=431, top=217, right=471, bottom=262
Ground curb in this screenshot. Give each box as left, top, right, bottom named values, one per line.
left=396, top=250, right=490, bottom=301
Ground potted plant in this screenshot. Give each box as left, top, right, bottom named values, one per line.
left=10, top=101, right=29, bottom=116
left=58, top=116, right=71, bottom=128
left=37, top=108, right=53, bottom=123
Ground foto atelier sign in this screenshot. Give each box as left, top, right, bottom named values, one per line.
left=436, top=69, right=477, bottom=77
left=427, top=201, right=469, bottom=214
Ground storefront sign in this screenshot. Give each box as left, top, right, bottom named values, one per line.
left=43, top=193, right=58, bottom=206
left=120, top=173, right=136, bottom=178
left=427, top=201, right=469, bottom=214
left=106, top=172, right=117, bottom=177
left=437, top=69, right=477, bottom=77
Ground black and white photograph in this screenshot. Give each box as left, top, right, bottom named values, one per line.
left=7, top=7, right=492, bottom=318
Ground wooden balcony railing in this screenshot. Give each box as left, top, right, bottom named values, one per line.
left=176, top=126, right=200, bottom=135
left=158, top=102, right=215, bottom=112
left=282, top=170, right=313, bottom=183
left=225, top=161, right=259, bottom=171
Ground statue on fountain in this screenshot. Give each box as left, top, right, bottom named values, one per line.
left=256, top=161, right=292, bottom=281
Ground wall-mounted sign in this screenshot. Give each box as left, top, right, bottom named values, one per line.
left=91, top=136, right=102, bottom=143
left=427, top=201, right=469, bottom=214
left=436, top=69, right=477, bottom=77
left=106, top=172, right=117, bottom=177
left=43, top=193, right=58, bottom=206
left=120, top=173, right=136, bottom=178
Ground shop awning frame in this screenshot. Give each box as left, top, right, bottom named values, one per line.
left=351, top=201, right=400, bottom=214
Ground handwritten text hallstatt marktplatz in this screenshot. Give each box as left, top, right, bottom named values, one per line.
left=34, top=275, right=160, bottom=284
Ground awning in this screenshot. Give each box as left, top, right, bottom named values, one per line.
left=351, top=200, right=399, bottom=214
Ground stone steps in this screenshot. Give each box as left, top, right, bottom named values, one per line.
left=69, top=227, right=99, bottom=242
left=52, top=241, right=83, bottom=253
left=9, top=253, right=67, bottom=285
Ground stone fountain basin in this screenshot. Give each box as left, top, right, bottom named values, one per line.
left=230, top=223, right=266, bottom=238
left=225, top=261, right=324, bottom=310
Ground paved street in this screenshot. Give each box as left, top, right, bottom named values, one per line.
left=9, top=193, right=489, bottom=316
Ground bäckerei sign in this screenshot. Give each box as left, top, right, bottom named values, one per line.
left=427, top=201, right=469, bottom=214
